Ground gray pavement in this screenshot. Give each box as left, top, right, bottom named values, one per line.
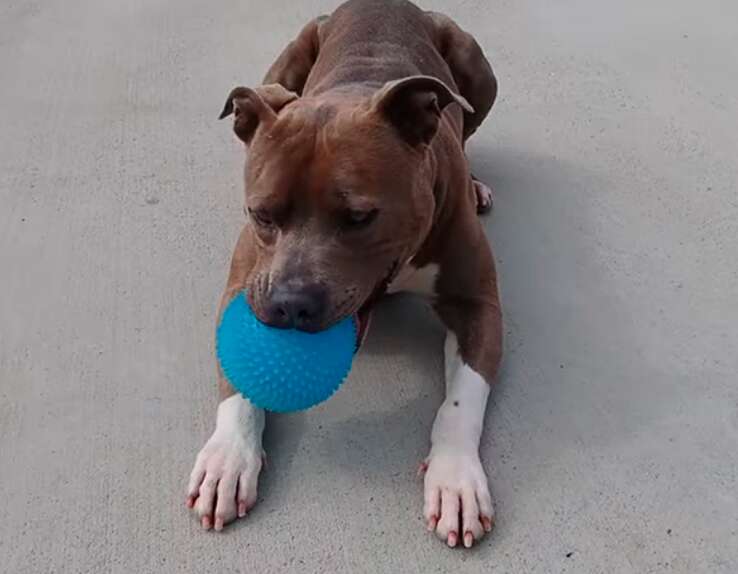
left=1, top=1, right=737, bottom=572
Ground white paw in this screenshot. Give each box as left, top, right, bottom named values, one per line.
left=186, top=431, right=263, bottom=531
left=422, top=449, right=494, bottom=548
left=185, top=395, right=265, bottom=531
left=473, top=180, right=494, bottom=213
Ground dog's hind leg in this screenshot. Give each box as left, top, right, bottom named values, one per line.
left=425, top=12, right=498, bottom=142
left=262, top=16, right=328, bottom=94
left=427, top=13, right=498, bottom=213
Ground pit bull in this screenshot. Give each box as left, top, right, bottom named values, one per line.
left=186, top=0, right=502, bottom=549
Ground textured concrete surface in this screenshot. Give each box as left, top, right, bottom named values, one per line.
left=1, top=1, right=737, bottom=572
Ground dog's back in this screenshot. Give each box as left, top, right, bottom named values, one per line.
left=304, top=0, right=456, bottom=96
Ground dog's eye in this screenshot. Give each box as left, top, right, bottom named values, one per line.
left=344, top=208, right=378, bottom=229
left=248, top=208, right=275, bottom=228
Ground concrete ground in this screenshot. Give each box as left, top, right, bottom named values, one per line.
left=1, top=0, right=737, bottom=572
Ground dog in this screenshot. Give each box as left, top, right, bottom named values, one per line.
left=186, top=0, right=502, bottom=549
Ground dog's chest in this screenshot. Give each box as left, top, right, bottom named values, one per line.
left=386, top=263, right=439, bottom=297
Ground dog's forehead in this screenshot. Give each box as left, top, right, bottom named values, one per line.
left=269, top=97, right=342, bottom=137
left=250, top=99, right=340, bottom=169
left=249, top=99, right=413, bottom=204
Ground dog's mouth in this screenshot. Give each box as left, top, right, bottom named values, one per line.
left=353, top=259, right=401, bottom=350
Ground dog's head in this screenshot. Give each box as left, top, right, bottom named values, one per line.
left=219, top=76, right=472, bottom=334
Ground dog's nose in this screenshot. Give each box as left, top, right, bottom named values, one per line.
left=265, top=282, right=328, bottom=332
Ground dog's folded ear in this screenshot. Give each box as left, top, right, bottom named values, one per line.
left=372, top=75, right=474, bottom=146
left=219, top=84, right=299, bottom=144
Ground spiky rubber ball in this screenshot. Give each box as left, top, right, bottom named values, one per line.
left=216, top=292, right=355, bottom=412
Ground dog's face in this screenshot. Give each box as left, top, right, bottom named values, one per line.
left=220, top=77, right=472, bottom=333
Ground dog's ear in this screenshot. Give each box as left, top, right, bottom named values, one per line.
left=219, top=84, right=299, bottom=144
left=372, top=75, right=474, bottom=146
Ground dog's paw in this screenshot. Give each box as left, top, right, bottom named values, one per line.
left=186, top=430, right=264, bottom=531
left=422, top=449, right=494, bottom=548
left=473, top=179, right=494, bottom=214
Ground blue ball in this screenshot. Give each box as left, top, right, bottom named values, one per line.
left=216, top=292, right=356, bottom=412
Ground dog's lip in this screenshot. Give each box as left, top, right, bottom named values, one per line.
left=354, top=305, right=373, bottom=349
left=353, top=293, right=377, bottom=348
left=351, top=258, right=401, bottom=349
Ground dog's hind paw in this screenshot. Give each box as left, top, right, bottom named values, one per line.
left=473, top=179, right=494, bottom=214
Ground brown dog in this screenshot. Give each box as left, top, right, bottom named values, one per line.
left=186, top=0, right=502, bottom=549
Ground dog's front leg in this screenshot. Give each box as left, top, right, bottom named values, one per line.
left=186, top=228, right=265, bottom=531
left=423, top=245, right=503, bottom=548
left=423, top=302, right=502, bottom=547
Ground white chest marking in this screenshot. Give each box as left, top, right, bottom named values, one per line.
left=387, top=263, right=439, bottom=297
